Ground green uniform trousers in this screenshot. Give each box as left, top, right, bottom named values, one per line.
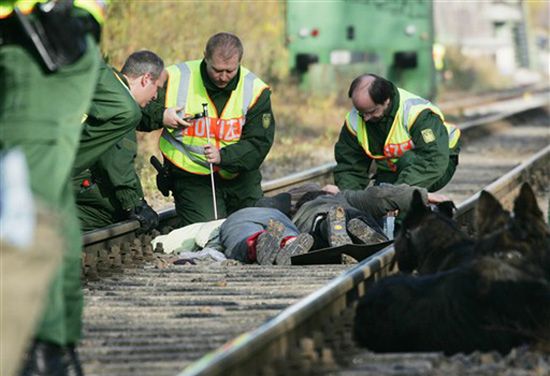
left=73, top=169, right=118, bottom=231
left=0, top=39, right=100, bottom=345
left=172, top=168, right=263, bottom=226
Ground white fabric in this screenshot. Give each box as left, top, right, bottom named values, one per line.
left=0, top=149, right=36, bottom=248
left=151, top=219, right=226, bottom=254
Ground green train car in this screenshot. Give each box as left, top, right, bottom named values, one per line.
left=286, top=0, right=436, bottom=99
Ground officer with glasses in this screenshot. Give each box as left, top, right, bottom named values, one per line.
left=334, top=73, right=461, bottom=193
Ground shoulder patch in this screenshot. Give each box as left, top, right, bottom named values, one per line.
left=421, top=129, right=436, bottom=143
left=262, top=113, right=272, bottom=129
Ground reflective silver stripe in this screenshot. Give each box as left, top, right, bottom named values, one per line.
left=348, top=108, right=359, bottom=133
left=184, top=144, right=205, bottom=154
left=242, top=71, right=257, bottom=116
left=175, top=63, right=191, bottom=112
left=448, top=126, right=458, bottom=141
left=161, top=130, right=210, bottom=168
left=402, top=97, right=430, bottom=130
left=165, top=128, right=203, bottom=154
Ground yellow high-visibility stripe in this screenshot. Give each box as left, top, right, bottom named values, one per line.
left=74, top=0, right=108, bottom=25
left=0, top=0, right=44, bottom=19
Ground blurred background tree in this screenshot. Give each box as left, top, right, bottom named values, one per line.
left=102, top=1, right=288, bottom=83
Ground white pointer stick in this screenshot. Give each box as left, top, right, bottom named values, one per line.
left=202, top=103, right=218, bottom=220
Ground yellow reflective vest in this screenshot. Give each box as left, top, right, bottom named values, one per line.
left=160, top=60, right=269, bottom=179
left=345, top=88, right=461, bottom=173
left=74, top=0, right=107, bottom=24
left=0, top=0, right=107, bottom=22
left=0, top=0, right=44, bottom=18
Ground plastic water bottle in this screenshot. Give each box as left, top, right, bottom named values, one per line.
left=383, top=216, right=395, bottom=240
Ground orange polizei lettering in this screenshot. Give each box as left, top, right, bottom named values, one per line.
left=221, top=118, right=244, bottom=141
left=185, top=118, right=208, bottom=138
left=185, top=117, right=243, bottom=141
left=399, top=141, right=413, bottom=156
left=385, top=144, right=398, bottom=157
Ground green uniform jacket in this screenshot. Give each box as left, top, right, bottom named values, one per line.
left=74, top=68, right=143, bottom=231
left=334, top=83, right=460, bottom=192
left=73, top=61, right=141, bottom=175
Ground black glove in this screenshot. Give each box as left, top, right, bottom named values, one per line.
left=127, top=200, right=159, bottom=232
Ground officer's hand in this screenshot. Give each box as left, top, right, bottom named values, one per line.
left=163, top=106, right=191, bottom=129
left=204, top=144, right=221, bottom=164
left=427, top=193, right=451, bottom=204
left=128, top=200, right=159, bottom=232
left=322, top=184, right=340, bottom=195
left=386, top=209, right=399, bottom=217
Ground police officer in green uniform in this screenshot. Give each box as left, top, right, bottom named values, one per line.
left=141, top=32, right=275, bottom=226
left=0, top=0, right=105, bottom=374
left=74, top=50, right=165, bottom=232
left=334, top=73, right=461, bottom=192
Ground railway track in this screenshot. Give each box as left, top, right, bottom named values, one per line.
left=79, top=90, right=549, bottom=376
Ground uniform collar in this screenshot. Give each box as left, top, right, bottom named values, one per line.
left=114, top=69, right=130, bottom=89
left=113, top=68, right=135, bottom=100
left=200, top=59, right=241, bottom=94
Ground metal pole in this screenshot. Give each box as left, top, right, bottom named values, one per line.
left=202, top=103, right=218, bottom=220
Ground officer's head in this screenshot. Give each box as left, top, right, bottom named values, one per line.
left=204, top=32, right=243, bottom=89
left=348, top=74, right=393, bottom=122
left=122, top=50, right=166, bottom=107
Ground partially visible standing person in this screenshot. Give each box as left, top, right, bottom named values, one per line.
left=74, top=50, right=165, bottom=232
left=0, top=0, right=105, bottom=374
left=334, top=73, right=461, bottom=192
left=142, top=32, right=275, bottom=226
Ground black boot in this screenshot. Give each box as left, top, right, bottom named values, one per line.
left=63, top=345, right=84, bottom=376
left=20, top=340, right=66, bottom=376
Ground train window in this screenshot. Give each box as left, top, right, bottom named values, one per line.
left=347, top=26, right=355, bottom=40
left=393, top=51, right=418, bottom=69
left=295, top=53, right=319, bottom=74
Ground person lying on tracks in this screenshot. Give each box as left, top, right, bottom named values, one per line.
left=152, top=207, right=313, bottom=265
left=261, top=183, right=450, bottom=250
left=152, top=184, right=450, bottom=265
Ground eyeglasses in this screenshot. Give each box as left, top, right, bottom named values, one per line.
left=357, top=104, right=383, bottom=119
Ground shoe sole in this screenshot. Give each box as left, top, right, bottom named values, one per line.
left=276, top=233, right=314, bottom=265
left=347, top=218, right=388, bottom=245
left=256, top=219, right=285, bottom=265
left=327, top=206, right=352, bottom=247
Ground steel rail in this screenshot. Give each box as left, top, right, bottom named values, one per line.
left=178, top=145, right=550, bottom=376
left=82, top=90, right=548, bottom=249
left=437, top=82, right=549, bottom=114
left=456, top=144, right=550, bottom=233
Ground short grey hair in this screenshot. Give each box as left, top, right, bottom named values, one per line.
left=121, top=50, right=164, bottom=81
left=204, top=32, right=243, bottom=61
